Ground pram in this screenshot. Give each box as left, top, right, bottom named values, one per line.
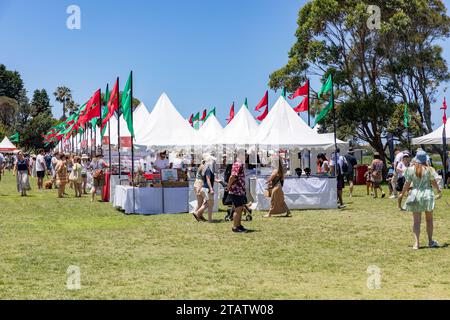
left=219, top=181, right=253, bottom=222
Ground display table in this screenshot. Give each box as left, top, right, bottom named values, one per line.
left=251, top=176, right=338, bottom=210
left=113, top=185, right=189, bottom=215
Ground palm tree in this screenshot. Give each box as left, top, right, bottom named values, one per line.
left=66, top=99, right=80, bottom=115
left=53, top=86, right=72, bottom=119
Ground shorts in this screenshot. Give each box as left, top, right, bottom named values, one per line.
left=337, top=175, right=345, bottom=191
left=81, top=172, right=87, bottom=178
left=396, top=177, right=405, bottom=192
left=373, top=179, right=382, bottom=188
left=344, top=172, right=354, bottom=183
left=37, top=171, right=45, bottom=179
left=227, top=194, right=247, bottom=208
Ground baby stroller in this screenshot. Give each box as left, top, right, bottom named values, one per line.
left=219, top=165, right=253, bottom=222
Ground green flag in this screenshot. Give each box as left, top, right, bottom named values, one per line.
left=192, top=112, right=200, bottom=130
left=404, top=104, right=410, bottom=128
left=281, top=87, right=286, bottom=98
left=244, top=98, right=248, bottom=108
left=101, top=84, right=110, bottom=139
left=318, top=75, right=333, bottom=100
left=313, top=75, right=334, bottom=126
left=9, top=132, right=19, bottom=143
left=121, top=72, right=134, bottom=137
left=205, top=108, right=216, bottom=121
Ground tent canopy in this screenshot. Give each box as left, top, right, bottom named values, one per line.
left=138, top=93, right=200, bottom=148
left=0, top=136, right=18, bottom=152
left=197, top=114, right=224, bottom=145
left=255, top=96, right=337, bottom=148
left=104, top=102, right=150, bottom=142
left=221, top=104, right=259, bottom=145
left=412, top=124, right=450, bottom=145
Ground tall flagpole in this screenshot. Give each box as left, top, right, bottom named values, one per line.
left=443, top=124, right=447, bottom=188
left=130, top=71, right=135, bottom=214
left=331, top=74, right=338, bottom=177
left=117, top=77, right=121, bottom=180
left=307, top=79, right=311, bottom=170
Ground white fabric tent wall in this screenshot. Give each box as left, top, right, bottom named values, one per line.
left=256, top=96, right=337, bottom=149
left=221, top=104, right=259, bottom=146
left=197, top=114, right=224, bottom=145
left=412, top=124, right=450, bottom=145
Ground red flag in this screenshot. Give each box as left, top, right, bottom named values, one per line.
left=227, top=103, right=235, bottom=124
left=256, top=106, right=269, bottom=122
left=102, top=79, right=119, bottom=129
left=255, top=91, right=269, bottom=111
left=78, top=89, right=101, bottom=126
left=293, top=96, right=309, bottom=113
left=442, top=98, right=447, bottom=125
left=200, top=109, right=207, bottom=121
left=289, top=80, right=309, bottom=100
left=188, top=114, right=194, bottom=126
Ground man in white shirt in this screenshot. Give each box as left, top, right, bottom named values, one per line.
left=390, top=149, right=407, bottom=198
left=396, top=154, right=410, bottom=209
left=35, top=149, right=47, bottom=190
left=153, top=152, right=172, bottom=172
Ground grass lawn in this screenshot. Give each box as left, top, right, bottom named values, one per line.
left=1, top=172, right=450, bottom=300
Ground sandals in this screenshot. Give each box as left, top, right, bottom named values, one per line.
left=192, top=213, right=201, bottom=222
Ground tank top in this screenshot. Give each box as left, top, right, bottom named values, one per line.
left=17, top=159, right=28, bottom=171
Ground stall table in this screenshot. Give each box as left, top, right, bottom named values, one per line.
left=251, top=176, right=337, bottom=210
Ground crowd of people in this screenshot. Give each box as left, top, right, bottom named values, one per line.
left=0, top=146, right=446, bottom=246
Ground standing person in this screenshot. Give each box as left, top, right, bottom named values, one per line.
left=70, top=156, right=83, bottom=198
left=317, top=154, right=330, bottom=175
left=66, top=154, right=74, bottom=191
left=193, top=156, right=216, bottom=223
left=344, top=149, right=358, bottom=197
left=51, top=152, right=60, bottom=187
left=30, top=155, right=37, bottom=179
left=226, top=158, right=248, bottom=233
left=264, top=156, right=291, bottom=218
left=370, top=153, right=386, bottom=199
left=396, top=154, right=410, bottom=210
left=0, top=152, right=4, bottom=181
left=154, top=151, right=172, bottom=172
left=330, top=149, right=346, bottom=209
left=13, top=151, right=31, bottom=196
left=364, top=166, right=374, bottom=196
left=193, top=160, right=206, bottom=219
left=90, top=153, right=109, bottom=203
left=398, top=151, right=442, bottom=250
left=35, top=149, right=47, bottom=190
left=81, top=154, right=90, bottom=194
left=390, top=149, right=405, bottom=199
left=55, top=153, right=68, bottom=198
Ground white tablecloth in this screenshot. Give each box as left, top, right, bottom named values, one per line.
left=252, top=177, right=337, bottom=210
left=114, top=185, right=189, bottom=215
left=109, top=175, right=128, bottom=203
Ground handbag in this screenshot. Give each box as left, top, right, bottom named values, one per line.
left=264, top=189, right=272, bottom=198
left=93, top=169, right=104, bottom=180
left=403, top=172, right=427, bottom=208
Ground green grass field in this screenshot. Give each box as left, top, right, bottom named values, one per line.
left=1, top=172, right=450, bottom=300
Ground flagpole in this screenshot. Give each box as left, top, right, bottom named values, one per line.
left=331, top=74, right=338, bottom=177
left=130, top=71, right=136, bottom=215
left=307, top=79, right=311, bottom=170
left=117, top=77, right=121, bottom=181
left=443, top=123, right=447, bottom=188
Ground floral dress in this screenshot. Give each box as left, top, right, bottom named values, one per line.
left=404, top=166, right=439, bottom=212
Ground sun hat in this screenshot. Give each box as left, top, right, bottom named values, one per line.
left=95, top=152, right=104, bottom=158
left=81, top=154, right=89, bottom=160
left=414, top=150, right=428, bottom=165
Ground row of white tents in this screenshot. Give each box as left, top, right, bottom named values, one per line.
left=83, top=93, right=344, bottom=151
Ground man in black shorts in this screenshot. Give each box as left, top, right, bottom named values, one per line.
left=35, top=149, right=47, bottom=190
left=344, top=149, right=358, bottom=197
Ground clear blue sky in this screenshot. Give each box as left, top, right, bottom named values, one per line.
left=0, top=0, right=448, bottom=128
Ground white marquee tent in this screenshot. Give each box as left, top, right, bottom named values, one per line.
left=255, top=96, right=337, bottom=149
left=412, top=124, right=450, bottom=145
left=197, top=114, right=224, bottom=145
left=138, top=93, right=200, bottom=148
left=221, top=104, right=259, bottom=145
left=0, top=137, right=18, bottom=152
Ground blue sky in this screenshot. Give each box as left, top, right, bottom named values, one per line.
left=0, top=0, right=449, bottom=129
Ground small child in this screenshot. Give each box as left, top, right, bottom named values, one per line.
left=386, top=164, right=395, bottom=196
left=364, top=166, right=374, bottom=196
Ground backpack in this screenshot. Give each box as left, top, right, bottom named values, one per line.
left=340, top=156, right=349, bottom=174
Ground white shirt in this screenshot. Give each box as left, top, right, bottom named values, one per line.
left=36, top=154, right=46, bottom=171
left=394, top=152, right=404, bottom=167
left=154, top=158, right=170, bottom=170
left=396, top=162, right=407, bottom=178
left=172, top=158, right=184, bottom=169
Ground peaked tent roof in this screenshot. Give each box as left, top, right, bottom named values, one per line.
left=412, top=124, right=450, bottom=145
left=138, top=93, right=199, bottom=148
left=312, top=125, right=347, bottom=146
left=104, top=102, right=150, bottom=142
left=255, top=96, right=334, bottom=148
left=221, top=104, right=259, bottom=145
left=0, top=136, right=18, bottom=152
left=197, top=114, right=224, bottom=145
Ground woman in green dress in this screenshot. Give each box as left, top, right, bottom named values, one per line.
left=399, top=151, right=442, bottom=250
